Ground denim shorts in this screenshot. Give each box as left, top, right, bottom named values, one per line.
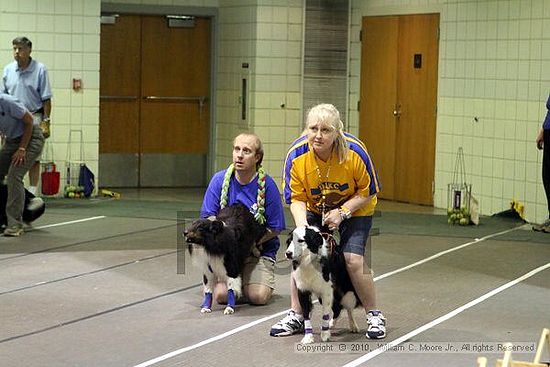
left=306, top=212, right=373, bottom=255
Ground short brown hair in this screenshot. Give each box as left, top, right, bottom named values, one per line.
left=12, top=36, right=32, bottom=49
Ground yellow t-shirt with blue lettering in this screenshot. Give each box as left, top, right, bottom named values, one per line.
left=282, top=133, right=381, bottom=216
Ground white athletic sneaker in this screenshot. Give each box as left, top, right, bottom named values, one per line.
left=366, top=310, right=386, bottom=339
left=269, top=310, right=304, bottom=337
left=3, top=226, right=24, bottom=237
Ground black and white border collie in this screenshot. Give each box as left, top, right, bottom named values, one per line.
left=183, top=204, right=266, bottom=314
left=286, top=225, right=362, bottom=344
left=0, top=183, right=45, bottom=228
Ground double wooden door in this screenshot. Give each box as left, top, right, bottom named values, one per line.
left=100, top=14, right=210, bottom=187
left=359, top=14, right=439, bottom=205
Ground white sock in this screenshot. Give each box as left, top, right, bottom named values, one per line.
left=28, top=186, right=37, bottom=195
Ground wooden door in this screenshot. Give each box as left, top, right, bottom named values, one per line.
left=140, top=16, right=210, bottom=186
left=99, top=15, right=141, bottom=186
left=395, top=14, right=439, bottom=204
left=99, top=14, right=210, bottom=187
left=359, top=16, right=398, bottom=200
left=359, top=13, right=439, bottom=205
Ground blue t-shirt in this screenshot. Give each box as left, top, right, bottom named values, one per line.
left=200, top=170, right=286, bottom=260
left=2, top=59, right=52, bottom=113
left=0, top=93, right=28, bottom=139
left=543, top=94, right=550, bottom=130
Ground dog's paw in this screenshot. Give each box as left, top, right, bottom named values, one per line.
left=223, top=306, right=235, bottom=315
left=200, top=307, right=212, bottom=313
left=300, top=334, right=315, bottom=344
left=349, top=317, right=360, bottom=333
left=321, top=330, right=331, bottom=342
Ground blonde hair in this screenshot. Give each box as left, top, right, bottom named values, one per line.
left=303, top=103, right=349, bottom=163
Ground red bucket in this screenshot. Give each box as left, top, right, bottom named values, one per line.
left=41, top=165, right=60, bottom=196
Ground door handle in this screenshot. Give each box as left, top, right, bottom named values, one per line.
left=143, top=96, right=207, bottom=103
left=393, top=104, right=401, bottom=117
left=100, top=95, right=139, bottom=100
left=143, top=96, right=208, bottom=122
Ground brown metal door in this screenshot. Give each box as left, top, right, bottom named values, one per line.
left=359, top=13, right=439, bottom=205
left=140, top=15, right=210, bottom=187
left=100, top=15, right=141, bottom=186
left=395, top=14, right=439, bottom=205
left=100, top=14, right=210, bottom=187
left=359, top=16, right=398, bottom=200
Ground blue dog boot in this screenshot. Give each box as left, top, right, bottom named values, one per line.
left=200, top=292, right=213, bottom=313
left=224, top=289, right=236, bottom=315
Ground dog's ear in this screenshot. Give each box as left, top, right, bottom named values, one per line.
left=286, top=230, right=294, bottom=247
left=209, top=220, right=224, bottom=234
left=304, top=227, right=323, bottom=254
left=233, top=227, right=243, bottom=242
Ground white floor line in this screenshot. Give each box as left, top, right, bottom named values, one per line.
left=132, top=310, right=289, bottom=367
left=131, top=225, right=524, bottom=367
left=33, top=216, right=106, bottom=229
left=341, top=262, right=550, bottom=367
left=374, top=225, right=524, bottom=281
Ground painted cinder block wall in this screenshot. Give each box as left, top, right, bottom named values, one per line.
left=3, top=0, right=549, bottom=224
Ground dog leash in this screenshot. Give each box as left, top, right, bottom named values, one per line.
left=321, top=232, right=338, bottom=255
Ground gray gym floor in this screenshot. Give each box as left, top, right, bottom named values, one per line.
left=1, top=189, right=549, bottom=367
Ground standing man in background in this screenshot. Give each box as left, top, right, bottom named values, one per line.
left=2, top=36, right=52, bottom=198
left=534, top=93, right=550, bottom=232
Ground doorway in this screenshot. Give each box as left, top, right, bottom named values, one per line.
left=99, top=14, right=211, bottom=187
left=359, top=13, right=439, bottom=205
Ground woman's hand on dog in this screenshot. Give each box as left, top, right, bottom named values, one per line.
left=322, top=209, right=343, bottom=230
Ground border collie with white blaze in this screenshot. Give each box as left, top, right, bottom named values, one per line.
left=0, top=183, right=45, bottom=228
left=286, top=225, right=362, bottom=344
left=184, top=203, right=266, bottom=314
